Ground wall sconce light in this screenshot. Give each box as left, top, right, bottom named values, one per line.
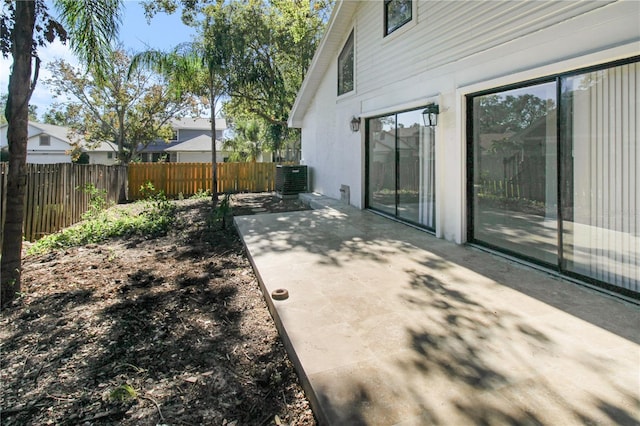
left=421, top=103, right=440, bottom=127
left=350, top=116, right=361, bottom=132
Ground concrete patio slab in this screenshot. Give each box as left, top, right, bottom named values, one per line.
left=234, top=196, right=640, bottom=426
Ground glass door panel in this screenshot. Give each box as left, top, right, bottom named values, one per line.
left=368, top=115, right=397, bottom=215
left=397, top=110, right=435, bottom=227
left=472, top=82, right=558, bottom=265
left=560, top=63, right=639, bottom=292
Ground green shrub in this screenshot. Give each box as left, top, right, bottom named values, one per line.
left=28, top=184, right=177, bottom=255
left=190, top=189, right=211, bottom=199
left=81, top=183, right=111, bottom=220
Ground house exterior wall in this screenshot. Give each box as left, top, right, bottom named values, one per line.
left=300, top=0, right=639, bottom=244
left=87, top=152, right=117, bottom=165
left=175, top=151, right=231, bottom=163
left=26, top=135, right=72, bottom=164
left=1, top=123, right=84, bottom=164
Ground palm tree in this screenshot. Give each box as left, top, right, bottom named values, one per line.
left=130, top=5, right=233, bottom=205
left=1, top=0, right=123, bottom=307
left=130, top=46, right=225, bottom=204
left=224, top=119, right=263, bottom=162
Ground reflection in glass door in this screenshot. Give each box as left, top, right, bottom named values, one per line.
left=367, top=107, right=435, bottom=230
left=471, top=82, right=558, bottom=265
left=368, top=115, right=396, bottom=216
left=469, top=58, right=639, bottom=295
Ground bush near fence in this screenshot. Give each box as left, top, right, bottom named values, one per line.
left=128, top=162, right=283, bottom=200
left=0, top=161, right=288, bottom=243
left=0, top=163, right=128, bottom=242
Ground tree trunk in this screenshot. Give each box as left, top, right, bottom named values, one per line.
left=117, top=107, right=126, bottom=163
left=1, top=1, right=37, bottom=307
left=210, top=83, right=218, bottom=205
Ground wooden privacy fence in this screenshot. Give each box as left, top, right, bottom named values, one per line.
left=128, top=162, right=281, bottom=199
left=0, top=163, right=128, bottom=242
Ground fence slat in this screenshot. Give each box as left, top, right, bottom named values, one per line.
left=0, top=163, right=128, bottom=242
left=127, top=162, right=288, bottom=200
left=1, top=161, right=290, bottom=242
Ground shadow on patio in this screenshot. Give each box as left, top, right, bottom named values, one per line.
left=235, top=204, right=639, bottom=425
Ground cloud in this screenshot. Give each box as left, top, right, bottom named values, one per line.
left=1, top=39, right=79, bottom=117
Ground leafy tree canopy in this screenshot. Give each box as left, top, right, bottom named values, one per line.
left=143, top=0, right=333, bottom=159
left=223, top=117, right=263, bottom=162
left=44, top=48, right=200, bottom=163
left=477, top=94, right=555, bottom=134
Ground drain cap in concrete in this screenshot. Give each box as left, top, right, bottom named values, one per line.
left=271, top=288, right=289, bottom=300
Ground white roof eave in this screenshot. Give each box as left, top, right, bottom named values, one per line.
left=288, top=1, right=358, bottom=128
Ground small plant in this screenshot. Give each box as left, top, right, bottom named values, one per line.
left=190, top=189, right=211, bottom=199
left=106, top=247, right=118, bottom=262
left=108, top=384, right=137, bottom=402
left=81, top=183, right=110, bottom=220
left=215, top=192, right=233, bottom=229
left=139, top=181, right=159, bottom=200
left=28, top=197, right=177, bottom=255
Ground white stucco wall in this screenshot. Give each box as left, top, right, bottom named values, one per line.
left=299, top=0, right=640, bottom=244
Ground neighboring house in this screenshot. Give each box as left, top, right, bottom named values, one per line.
left=165, top=135, right=231, bottom=163
left=0, top=122, right=117, bottom=165
left=83, top=141, right=119, bottom=165
left=138, top=117, right=227, bottom=163
left=288, top=1, right=639, bottom=297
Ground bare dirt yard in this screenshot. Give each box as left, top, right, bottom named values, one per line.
left=0, top=193, right=313, bottom=425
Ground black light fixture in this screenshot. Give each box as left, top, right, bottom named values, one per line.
left=422, top=103, right=440, bottom=127
left=350, top=116, right=361, bottom=132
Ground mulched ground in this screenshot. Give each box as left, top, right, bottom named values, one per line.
left=0, top=193, right=313, bottom=426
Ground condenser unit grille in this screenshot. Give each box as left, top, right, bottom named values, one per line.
left=276, top=165, right=308, bottom=197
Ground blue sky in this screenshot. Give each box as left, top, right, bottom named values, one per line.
left=1, top=1, right=197, bottom=117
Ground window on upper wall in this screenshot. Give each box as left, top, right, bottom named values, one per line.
left=384, top=0, right=412, bottom=36
left=337, top=30, right=354, bottom=96
left=39, top=135, right=50, bottom=146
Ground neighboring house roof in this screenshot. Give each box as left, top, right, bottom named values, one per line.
left=82, top=141, right=118, bottom=152
left=165, top=135, right=224, bottom=152
left=1, top=121, right=84, bottom=149
left=171, top=117, right=227, bottom=131
left=139, top=140, right=183, bottom=153
left=288, top=1, right=358, bottom=127
left=0, top=121, right=75, bottom=147
left=0, top=122, right=115, bottom=152
left=140, top=117, right=227, bottom=153
left=29, top=122, right=78, bottom=141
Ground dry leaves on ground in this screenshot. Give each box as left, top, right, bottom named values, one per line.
left=0, top=193, right=314, bottom=425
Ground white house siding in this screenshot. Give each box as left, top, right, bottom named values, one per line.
left=300, top=0, right=639, bottom=244
left=26, top=153, right=72, bottom=164
left=302, top=57, right=362, bottom=201
left=87, top=152, right=117, bottom=165
left=26, top=135, right=72, bottom=164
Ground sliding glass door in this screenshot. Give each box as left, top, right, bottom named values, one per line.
left=560, top=62, right=639, bottom=290
left=367, top=106, right=436, bottom=230
left=471, top=82, right=558, bottom=265
left=469, top=58, right=639, bottom=294
left=368, top=115, right=396, bottom=216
